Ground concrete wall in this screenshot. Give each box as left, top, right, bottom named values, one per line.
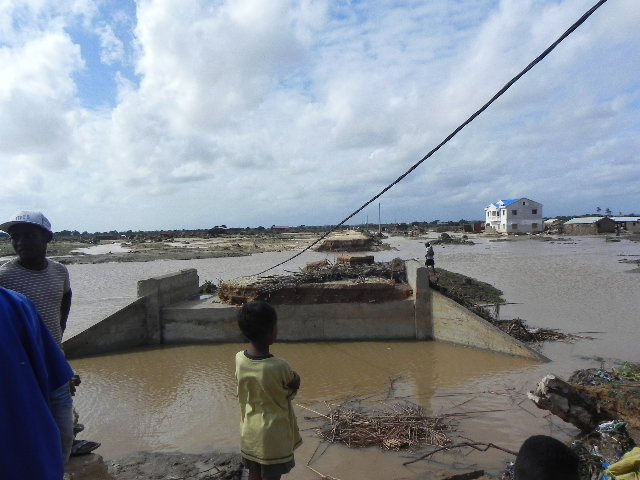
left=430, top=289, right=546, bottom=360
left=137, top=269, right=200, bottom=344
left=162, top=300, right=417, bottom=344
left=508, top=199, right=543, bottom=233
left=563, top=220, right=616, bottom=235
left=162, top=302, right=243, bottom=343
left=64, top=268, right=200, bottom=358
left=63, top=297, right=148, bottom=357
left=65, top=263, right=546, bottom=362
left=406, top=260, right=432, bottom=340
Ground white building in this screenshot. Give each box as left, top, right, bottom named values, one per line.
left=484, top=198, right=543, bottom=234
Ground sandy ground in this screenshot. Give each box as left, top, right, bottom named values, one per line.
left=52, top=233, right=323, bottom=264
left=47, top=230, right=393, bottom=265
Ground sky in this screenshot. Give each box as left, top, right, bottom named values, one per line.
left=1, top=0, right=638, bottom=232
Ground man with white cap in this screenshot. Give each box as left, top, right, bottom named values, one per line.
left=0, top=210, right=75, bottom=464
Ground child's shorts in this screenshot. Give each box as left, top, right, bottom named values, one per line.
left=242, top=457, right=295, bottom=477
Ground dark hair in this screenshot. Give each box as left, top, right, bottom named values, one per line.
left=237, top=301, right=277, bottom=342
left=514, top=435, right=579, bottom=480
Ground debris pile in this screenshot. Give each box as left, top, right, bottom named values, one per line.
left=315, top=403, right=454, bottom=451
left=488, top=318, right=592, bottom=344
left=218, top=258, right=408, bottom=305
left=569, top=365, right=640, bottom=429
left=429, top=270, right=504, bottom=321
left=431, top=232, right=475, bottom=245
left=315, top=230, right=381, bottom=252
left=525, top=365, right=640, bottom=479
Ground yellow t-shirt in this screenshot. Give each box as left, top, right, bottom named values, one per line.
left=235, top=351, right=302, bottom=465
left=607, top=447, right=640, bottom=480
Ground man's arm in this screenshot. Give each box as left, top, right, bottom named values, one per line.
left=60, top=289, right=72, bottom=333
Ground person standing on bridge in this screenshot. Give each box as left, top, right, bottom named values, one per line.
left=425, top=242, right=436, bottom=274
left=0, top=211, right=75, bottom=464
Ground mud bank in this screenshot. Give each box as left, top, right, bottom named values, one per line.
left=66, top=451, right=243, bottom=480
left=56, top=247, right=257, bottom=264
left=68, top=451, right=503, bottom=480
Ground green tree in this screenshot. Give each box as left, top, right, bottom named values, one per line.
left=605, top=208, right=612, bottom=216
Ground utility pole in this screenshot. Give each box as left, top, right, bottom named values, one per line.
left=378, top=203, right=381, bottom=235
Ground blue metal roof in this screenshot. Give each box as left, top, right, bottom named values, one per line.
left=488, top=198, right=520, bottom=208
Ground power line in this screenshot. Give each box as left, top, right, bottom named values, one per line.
left=254, top=0, right=609, bottom=277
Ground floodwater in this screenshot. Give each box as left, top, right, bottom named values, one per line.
left=64, top=235, right=640, bottom=479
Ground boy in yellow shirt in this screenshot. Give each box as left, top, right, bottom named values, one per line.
left=235, top=301, right=302, bottom=480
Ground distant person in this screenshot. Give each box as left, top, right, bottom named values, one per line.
left=514, top=435, right=580, bottom=480
left=425, top=242, right=436, bottom=273
left=0, top=211, right=75, bottom=462
left=235, top=301, right=302, bottom=480
left=0, top=286, right=74, bottom=480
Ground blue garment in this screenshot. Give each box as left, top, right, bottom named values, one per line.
left=50, top=382, right=74, bottom=463
left=0, top=287, right=74, bottom=480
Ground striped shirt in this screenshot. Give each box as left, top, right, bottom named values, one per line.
left=0, top=258, right=70, bottom=346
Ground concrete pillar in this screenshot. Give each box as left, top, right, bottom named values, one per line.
left=137, top=277, right=162, bottom=344
left=405, top=260, right=433, bottom=340
left=137, top=268, right=199, bottom=345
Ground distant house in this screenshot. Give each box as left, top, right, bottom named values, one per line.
left=610, top=216, right=640, bottom=233
left=544, top=218, right=563, bottom=233
left=562, top=217, right=616, bottom=235
left=484, top=198, right=543, bottom=234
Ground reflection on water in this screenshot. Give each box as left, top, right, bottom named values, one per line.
left=66, top=235, right=640, bottom=478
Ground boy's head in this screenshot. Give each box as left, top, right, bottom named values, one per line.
left=237, top=301, right=278, bottom=343
left=1, top=211, right=53, bottom=264
left=514, top=435, right=579, bottom=480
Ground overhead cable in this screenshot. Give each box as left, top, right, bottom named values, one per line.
left=254, top=0, right=609, bottom=276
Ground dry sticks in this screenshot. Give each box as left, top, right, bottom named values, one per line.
left=315, top=403, right=454, bottom=451
left=489, top=318, right=594, bottom=344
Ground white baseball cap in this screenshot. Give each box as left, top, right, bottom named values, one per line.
left=0, top=211, right=52, bottom=234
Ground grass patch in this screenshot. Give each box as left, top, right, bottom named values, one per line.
left=431, top=268, right=505, bottom=305
left=1, top=239, right=95, bottom=258
left=617, top=362, right=640, bottom=382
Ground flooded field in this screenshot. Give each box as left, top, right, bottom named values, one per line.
left=64, top=234, right=640, bottom=478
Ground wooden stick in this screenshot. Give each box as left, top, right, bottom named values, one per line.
left=305, top=464, right=342, bottom=480
left=296, top=403, right=331, bottom=419
left=403, top=442, right=518, bottom=466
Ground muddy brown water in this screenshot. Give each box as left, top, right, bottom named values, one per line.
left=64, top=235, right=640, bottom=479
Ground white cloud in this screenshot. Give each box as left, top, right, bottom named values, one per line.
left=97, top=24, right=124, bottom=64
left=0, top=31, right=81, bottom=170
